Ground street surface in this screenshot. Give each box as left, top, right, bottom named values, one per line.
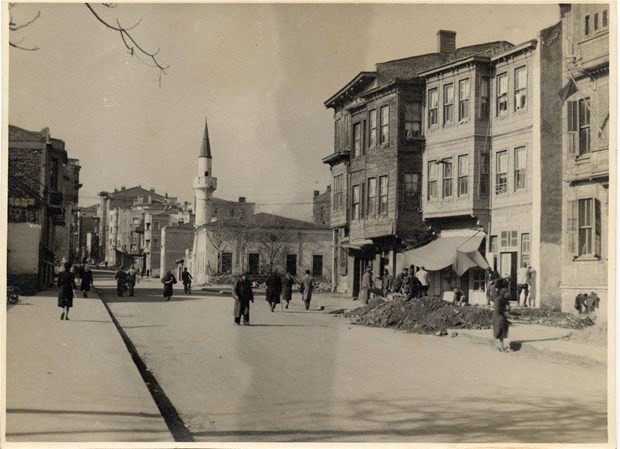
left=96, top=271, right=608, bottom=444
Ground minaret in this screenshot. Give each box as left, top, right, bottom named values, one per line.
left=193, top=118, right=217, bottom=227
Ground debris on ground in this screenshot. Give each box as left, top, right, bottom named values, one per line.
left=510, top=306, right=596, bottom=329
left=335, top=296, right=596, bottom=335
left=566, top=321, right=607, bottom=346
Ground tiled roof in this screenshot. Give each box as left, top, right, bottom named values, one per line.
left=205, top=212, right=329, bottom=231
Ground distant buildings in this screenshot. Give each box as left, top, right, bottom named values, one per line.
left=189, top=119, right=331, bottom=285
left=313, top=187, right=331, bottom=226
left=322, top=5, right=610, bottom=314
left=7, top=125, right=81, bottom=293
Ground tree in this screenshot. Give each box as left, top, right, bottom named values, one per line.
left=259, top=232, right=285, bottom=275
left=205, top=220, right=232, bottom=275
left=9, top=3, right=168, bottom=83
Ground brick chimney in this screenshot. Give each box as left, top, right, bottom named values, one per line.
left=437, top=30, right=456, bottom=54
left=314, top=190, right=320, bottom=197
left=238, top=197, right=246, bottom=203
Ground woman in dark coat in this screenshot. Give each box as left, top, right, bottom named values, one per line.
left=493, top=284, right=511, bottom=352
left=266, top=269, right=283, bottom=312
left=233, top=272, right=254, bottom=325
left=161, top=270, right=177, bottom=301
left=80, top=267, right=93, bottom=298
left=58, top=262, right=77, bottom=320
left=282, top=272, right=295, bottom=309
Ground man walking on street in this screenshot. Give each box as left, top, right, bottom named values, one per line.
left=266, top=269, right=282, bottom=312
left=127, top=265, right=138, bottom=297
left=181, top=267, right=193, bottom=294
left=114, top=266, right=128, bottom=297
left=233, top=272, right=254, bottom=325
left=300, top=269, right=316, bottom=310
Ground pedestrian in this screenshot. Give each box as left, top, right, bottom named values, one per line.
left=415, top=266, right=429, bottom=297
left=76, top=264, right=85, bottom=281
left=381, top=269, right=393, bottom=296
left=266, top=269, right=283, bottom=312
left=114, top=266, right=128, bottom=297
left=486, top=267, right=500, bottom=305
left=57, top=262, right=77, bottom=320
left=408, top=266, right=422, bottom=299
left=161, top=269, right=177, bottom=301
left=80, top=266, right=93, bottom=298
left=493, top=284, right=511, bottom=352
left=232, top=272, right=254, bottom=325
left=181, top=267, right=193, bottom=294
left=453, top=287, right=466, bottom=306
left=360, top=266, right=373, bottom=304
left=127, top=265, right=138, bottom=297
left=392, top=267, right=408, bottom=294
left=300, top=269, right=316, bottom=310
left=517, top=263, right=532, bottom=307
left=587, top=291, right=600, bottom=313
left=282, top=271, right=295, bottom=309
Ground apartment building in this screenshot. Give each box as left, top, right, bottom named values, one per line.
left=559, top=4, right=610, bottom=317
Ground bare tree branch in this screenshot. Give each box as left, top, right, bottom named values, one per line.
left=9, top=10, right=41, bottom=31
left=85, top=3, right=168, bottom=79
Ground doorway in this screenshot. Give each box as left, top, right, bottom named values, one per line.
left=499, top=251, right=518, bottom=300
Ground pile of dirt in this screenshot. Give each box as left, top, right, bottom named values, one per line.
left=342, top=296, right=493, bottom=334
left=510, top=306, right=595, bottom=329
left=567, top=322, right=608, bottom=347
left=336, top=297, right=598, bottom=335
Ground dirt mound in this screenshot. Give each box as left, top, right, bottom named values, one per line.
left=567, top=322, right=608, bottom=347
left=510, top=307, right=595, bottom=329
left=339, top=297, right=597, bottom=335
left=343, top=296, right=493, bottom=334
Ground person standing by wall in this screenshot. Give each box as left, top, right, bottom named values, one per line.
left=282, top=272, right=295, bottom=309
left=360, top=266, right=373, bottom=304
left=517, top=263, right=532, bottom=307
left=381, top=269, right=393, bottom=296
left=57, top=262, right=77, bottom=320
left=266, top=269, right=283, bottom=312
left=415, top=266, right=430, bottom=297
left=300, top=269, right=316, bottom=310
left=233, top=272, right=254, bottom=325
left=161, top=269, right=177, bottom=301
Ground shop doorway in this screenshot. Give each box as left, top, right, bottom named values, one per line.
left=499, top=251, right=518, bottom=300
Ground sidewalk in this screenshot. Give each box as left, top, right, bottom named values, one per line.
left=5, top=287, right=173, bottom=442
left=450, top=322, right=607, bottom=365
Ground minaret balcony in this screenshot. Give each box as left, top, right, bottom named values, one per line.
left=193, top=177, right=218, bottom=190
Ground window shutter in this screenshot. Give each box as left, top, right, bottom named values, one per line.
left=595, top=198, right=602, bottom=257
left=567, top=101, right=578, bottom=156
left=567, top=200, right=578, bottom=255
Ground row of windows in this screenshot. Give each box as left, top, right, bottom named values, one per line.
left=584, top=10, right=608, bottom=36
left=333, top=173, right=419, bottom=212
left=428, top=78, right=475, bottom=126
left=352, top=175, right=389, bottom=219
left=427, top=154, right=470, bottom=200
left=353, top=105, right=390, bottom=157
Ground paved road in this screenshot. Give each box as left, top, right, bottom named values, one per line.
left=97, top=273, right=608, bottom=444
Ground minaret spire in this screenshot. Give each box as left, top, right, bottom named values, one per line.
left=200, top=118, right=212, bottom=159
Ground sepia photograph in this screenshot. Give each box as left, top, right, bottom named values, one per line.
left=2, top=1, right=614, bottom=446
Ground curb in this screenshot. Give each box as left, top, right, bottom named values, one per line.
left=450, top=328, right=605, bottom=366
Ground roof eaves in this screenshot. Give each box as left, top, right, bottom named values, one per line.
left=419, top=55, right=491, bottom=77
left=491, top=39, right=537, bottom=62
left=324, top=71, right=377, bottom=108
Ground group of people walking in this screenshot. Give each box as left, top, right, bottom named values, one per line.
left=114, top=265, right=140, bottom=297
left=56, top=262, right=94, bottom=321
left=233, top=269, right=316, bottom=325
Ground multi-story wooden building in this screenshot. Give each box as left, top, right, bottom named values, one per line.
left=323, top=32, right=515, bottom=296
left=559, top=4, right=610, bottom=317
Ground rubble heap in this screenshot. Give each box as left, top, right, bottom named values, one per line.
left=510, top=306, right=595, bottom=329
left=337, top=296, right=596, bottom=334
left=341, top=296, right=493, bottom=334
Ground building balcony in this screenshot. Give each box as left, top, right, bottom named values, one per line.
left=565, top=150, right=609, bottom=183
left=571, top=32, right=609, bottom=77
left=349, top=216, right=394, bottom=241
left=193, top=177, right=217, bottom=190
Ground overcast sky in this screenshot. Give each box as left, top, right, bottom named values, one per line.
left=8, top=2, right=560, bottom=220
